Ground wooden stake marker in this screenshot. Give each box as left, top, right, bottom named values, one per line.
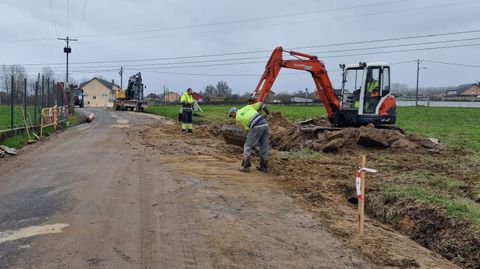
left=358, top=155, right=366, bottom=236
left=355, top=155, right=378, bottom=237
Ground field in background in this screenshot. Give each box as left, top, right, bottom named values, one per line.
left=145, top=104, right=480, bottom=150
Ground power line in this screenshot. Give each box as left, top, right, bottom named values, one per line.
left=54, top=36, right=478, bottom=69
left=49, top=0, right=58, bottom=37
left=318, top=42, right=480, bottom=59
left=390, top=60, right=417, bottom=65
left=129, top=42, right=480, bottom=69
left=133, top=68, right=342, bottom=77
left=66, top=0, right=70, bottom=35
left=80, top=0, right=408, bottom=38
left=75, top=37, right=480, bottom=68
left=422, top=59, right=480, bottom=68
left=77, top=0, right=88, bottom=38
left=62, top=0, right=480, bottom=44
left=3, top=0, right=475, bottom=46
left=16, top=39, right=480, bottom=72
left=14, top=28, right=480, bottom=66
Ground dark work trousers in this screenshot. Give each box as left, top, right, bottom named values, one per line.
left=182, top=109, right=193, bottom=132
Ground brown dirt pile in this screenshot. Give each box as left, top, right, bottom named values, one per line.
left=266, top=112, right=444, bottom=153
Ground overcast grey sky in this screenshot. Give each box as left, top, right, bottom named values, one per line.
left=1, top=0, right=480, bottom=95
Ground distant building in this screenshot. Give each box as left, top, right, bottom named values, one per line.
left=445, top=83, right=480, bottom=100
left=164, top=92, right=180, bottom=103
left=290, top=96, right=313, bottom=103
left=264, top=90, right=276, bottom=103
left=192, top=92, right=204, bottom=102
left=208, top=96, right=225, bottom=103
left=80, top=77, right=119, bottom=107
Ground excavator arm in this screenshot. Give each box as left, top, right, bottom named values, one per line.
left=252, top=47, right=341, bottom=121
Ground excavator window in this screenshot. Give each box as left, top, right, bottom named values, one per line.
left=381, top=67, right=390, bottom=97
left=341, top=68, right=364, bottom=109
left=363, top=67, right=382, bottom=114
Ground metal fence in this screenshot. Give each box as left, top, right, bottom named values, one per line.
left=0, top=75, right=70, bottom=133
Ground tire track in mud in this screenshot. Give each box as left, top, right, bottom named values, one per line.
left=138, top=155, right=214, bottom=268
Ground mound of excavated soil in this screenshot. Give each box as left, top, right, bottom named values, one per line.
left=267, top=113, right=444, bottom=153
left=170, top=112, right=443, bottom=154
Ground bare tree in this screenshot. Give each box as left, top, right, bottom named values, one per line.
left=1, top=64, right=27, bottom=104
left=41, top=67, right=57, bottom=83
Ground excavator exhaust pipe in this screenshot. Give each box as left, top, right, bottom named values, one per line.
left=221, top=125, right=245, bottom=147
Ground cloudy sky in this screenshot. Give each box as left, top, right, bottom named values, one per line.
left=1, top=0, right=480, bottom=95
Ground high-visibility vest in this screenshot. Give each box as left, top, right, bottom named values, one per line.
left=236, top=102, right=263, bottom=130
left=367, top=80, right=380, bottom=97
left=181, top=92, right=194, bottom=108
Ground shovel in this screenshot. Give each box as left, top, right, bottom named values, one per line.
left=20, top=106, right=37, bottom=144
left=27, top=112, right=40, bottom=140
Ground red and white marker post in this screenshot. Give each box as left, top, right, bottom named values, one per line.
left=356, top=155, right=377, bottom=237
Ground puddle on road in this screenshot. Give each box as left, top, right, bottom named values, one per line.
left=0, top=223, right=69, bottom=244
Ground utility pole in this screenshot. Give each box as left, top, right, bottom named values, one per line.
left=415, top=59, right=420, bottom=106
left=119, top=67, right=123, bottom=89
left=305, top=88, right=309, bottom=105
left=163, top=84, right=166, bottom=104
left=58, top=36, right=78, bottom=84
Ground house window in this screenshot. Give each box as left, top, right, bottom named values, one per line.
left=93, top=96, right=96, bottom=99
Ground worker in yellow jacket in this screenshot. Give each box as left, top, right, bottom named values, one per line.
left=180, top=88, right=194, bottom=133
left=228, top=102, right=269, bottom=172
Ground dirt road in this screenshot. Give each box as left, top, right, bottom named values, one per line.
left=0, top=108, right=459, bottom=268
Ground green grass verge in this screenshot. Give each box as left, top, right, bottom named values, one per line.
left=1, top=133, right=30, bottom=149
left=1, top=112, right=84, bottom=149
left=385, top=184, right=480, bottom=229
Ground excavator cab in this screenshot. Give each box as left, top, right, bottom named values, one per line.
left=338, top=62, right=396, bottom=125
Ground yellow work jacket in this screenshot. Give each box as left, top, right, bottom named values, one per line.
left=235, top=102, right=263, bottom=130
left=181, top=92, right=194, bottom=109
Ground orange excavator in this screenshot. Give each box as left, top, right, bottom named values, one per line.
left=252, top=46, right=396, bottom=126
left=222, top=46, right=398, bottom=145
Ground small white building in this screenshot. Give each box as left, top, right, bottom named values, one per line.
left=290, top=97, right=313, bottom=103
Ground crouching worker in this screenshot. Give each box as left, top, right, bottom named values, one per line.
left=229, top=102, right=269, bottom=172
left=180, top=88, right=194, bottom=133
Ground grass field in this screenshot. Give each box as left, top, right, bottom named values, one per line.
left=145, top=104, right=480, bottom=150
left=0, top=105, right=41, bottom=131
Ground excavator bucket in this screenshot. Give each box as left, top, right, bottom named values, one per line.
left=221, top=124, right=246, bottom=147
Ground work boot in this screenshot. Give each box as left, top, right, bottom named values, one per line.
left=182, top=129, right=187, bottom=133
left=256, top=160, right=268, bottom=172
left=241, top=157, right=251, bottom=168
left=239, top=166, right=250, bottom=173
left=187, top=129, right=193, bottom=133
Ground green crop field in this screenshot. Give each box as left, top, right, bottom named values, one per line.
left=145, top=104, right=480, bottom=150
